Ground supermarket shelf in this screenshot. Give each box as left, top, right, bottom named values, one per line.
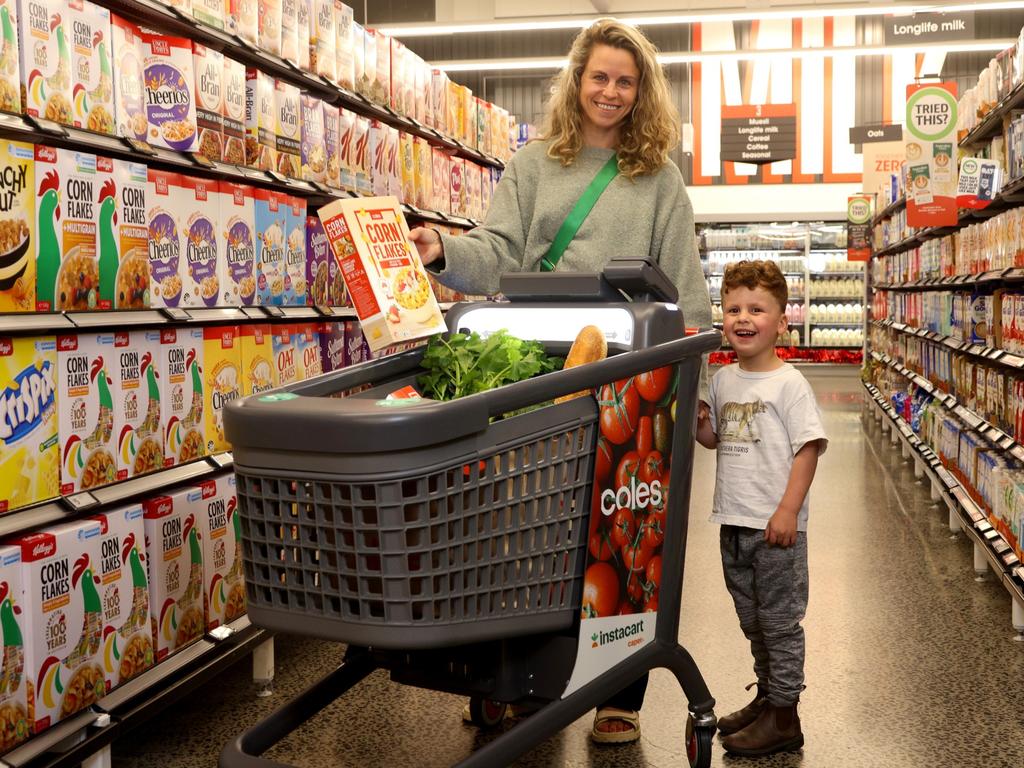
left=871, top=197, right=907, bottom=227
left=875, top=266, right=1024, bottom=293
left=810, top=271, right=865, bottom=276
left=700, top=248, right=805, bottom=254
left=809, top=321, right=863, bottom=326
left=809, top=296, right=865, bottom=301
left=960, top=81, right=1024, bottom=150
left=872, top=319, right=1024, bottom=373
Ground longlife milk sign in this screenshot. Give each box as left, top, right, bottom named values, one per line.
left=905, top=83, right=958, bottom=228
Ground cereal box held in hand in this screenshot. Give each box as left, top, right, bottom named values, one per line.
left=318, top=196, right=445, bottom=352
left=0, top=545, right=29, bottom=751
left=113, top=329, right=163, bottom=479
left=0, top=139, right=33, bottom=312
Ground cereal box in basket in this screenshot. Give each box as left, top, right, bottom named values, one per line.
left=0, top=335, right=57, bottom=513
left=68, top=0, right=113, bottom=135
left=254, top=187, right=287, bottom=305
left=159, top=327, right=205, bottom=467
left=146, top=169, right=184, bottom=308
left=57, top=332, right=118, bottom=494
left=271, top=324, right=298, bottom=385
left=0, top=140, right=33, bottom=313
left=113, top=329, right=162, bottom=480
left=17, top=0, right=70, bottom=123
left=141, top=33, right=198, bottom=154
left=299, top=93, right=324, bottom=184
left=180, top=175, right=221, bottom=309
left=13, top=518, right=104, bottom=733
left=197, top=474, right=243, bottom=629
left=0, top=546, right=28, bottom=751
left=239, top=323, right=275, bottom=396
left=245, top=68, right=275, bottom=172
left=142, top=489, right=205, bottom=661
left=318, top=196, right=445, bottom=352
left=89, top=504, right=153, bottom=691
left=202, top=325, right=240, bottom=454
left=282, top=195, right=305, bottom=305
left=306, top=214, right=329, bottom=306
left=221, top=56, right=245, bottom=166
left=193, top=44, right=223, bottom=163
left=111, top=157, right=148, bottom=309
left=219, top=181, right=255, bottom=306
left=111, top=16, right=144, bottom=142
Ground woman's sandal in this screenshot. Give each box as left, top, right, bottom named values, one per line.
left=591, top=707, right=642, bottom=744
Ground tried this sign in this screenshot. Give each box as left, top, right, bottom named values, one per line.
left=720, top=104, right=797, bottom=164
left=884, top=12, right=974, bottom=45
left=905, top=82, right=958, bottom=228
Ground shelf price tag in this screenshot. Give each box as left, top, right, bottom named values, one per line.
left=161, top=307, right=191, bottom=322
left=65, top=491, right=99, bottom=511
left=124, top=137, right=157, bottom=156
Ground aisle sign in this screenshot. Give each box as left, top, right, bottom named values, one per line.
left=905, top=83, right=958, bottom=227
left=720, top=104, right=797, bottom=164
left=884, top=12, right=974, bottom=45
left=847, top=195, right=873, bottom=262
left=956, top=158, right=1002, bottom=210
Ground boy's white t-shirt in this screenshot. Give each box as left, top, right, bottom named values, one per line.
left=708, top=363, right=828, bottom=532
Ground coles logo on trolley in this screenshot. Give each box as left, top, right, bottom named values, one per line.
left=600, top=478, right=663, bottom=516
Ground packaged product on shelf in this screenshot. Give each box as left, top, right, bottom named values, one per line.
left=323, top=102, right=340, bottom=188
left=192, top=44, right=224, bottom=162
left=317, top=195, right=445, bottom=352
left=295, top=0, right=308, bottom=71
left=68, top=0, right=113, bottom=134
left=330, top=247, right=345, bottom=305
left=334, top=1, right=353, bottom=90
left=258, top=0, right=282, bottom=57
left=300, top=93, right=325, bottom=183
left=89, top=155, right=118, bottom=311
left=146, top=169, right=184, bottom=308
left=413, top=136, right=431, bottom=211
left=415, top=58, right=428, bottom=126
left=13, top=518, right=104, bottom=733
left=445, top=79, right=460, bottom=140
left=0, top=1, right=16, bottom=112
left=202, top=325, right=240, bottom=454
left=57, top=331, right=117, bottom=494
left=192, top=0, right=225, bottom=29
left=180, top=175, right=220, bottom=308
left=480, top=164, right=491, bottom=218
left=220, top=181, right=255, bottom=305
left=198, top=474, right=244, bottom=630
left=111, top=15, right=145, bottom=142
left=89, top=504, right=153, bottom=691
left=318, top=320, right=344, bottom=371
left=271, top=324, right=298, bottom=385
left=221, top=56, right=245, bottom=165
left=306, top=214, right=329, bottom=305
left=371, top=29, right=389, bottom=107
left=352, top=114, right=370, bottom=195
left=275, top=79, right=300, bottom=179
left=358, top=21, right=373, bottom=99
left=113, top=329, right=162, bottom=479
left=0, top=545, right=28, bottom=750
left=477, top=98, right=490, bottom=154
left=238, top=323, right=275, bottom=395
left=449, top=156, right=465, bottom=217
left=282, top=194, right=306, bottom=305
left=308, top=0, right=334, bottom=82
left=0, top=140, right=32, bottom=313
left=110, top=158, right=149, bottom=309
left=0, top=335, right=57, bottom=513
left=245, top=68, right=276, bottom=171
left=294, top=322, right=321, bottom=379
left=279, top=0, right=298, bottom=65
left=463, top=90, right=476, bottom=149
left=385, top=125, right=400, bottom=199
left=431, top=147, right=447, bottom=213
left=254, top=187, right=287, bottom=305
left=464, top=159, right=480, bottom=220
left=399, top=131, right=414, bottom=204
left=343, top=319, right=363, bottom=364
left=17, top=0, right=70, bottom=123
left=159, top=327, right=205, bottom=466
left=388, top=37, right=404, bottom=115
left=351, top=20, right=364, bottom=94
left=141, top=488, right=206, bottom=661
left=336, top=106, right=354, bottom=189
left=368, top=119, right=386, bottom=196
left=229, top=0, right=257, bottom=47
left=141, top=33, right=198, bottom=153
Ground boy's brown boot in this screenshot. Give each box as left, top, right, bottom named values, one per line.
left=720, top=701, right=803, bottom=756
left=715, top=683, right=768, bottom=736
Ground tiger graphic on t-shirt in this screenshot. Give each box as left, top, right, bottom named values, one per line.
left=719, top=399, right=767, bottom=443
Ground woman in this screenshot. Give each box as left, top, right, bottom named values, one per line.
left=410, top=18, right=712, bottom=744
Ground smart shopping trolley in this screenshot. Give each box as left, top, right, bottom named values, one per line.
left=219, top=260, right=720, bottom=768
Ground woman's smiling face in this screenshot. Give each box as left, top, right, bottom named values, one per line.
left=578, top=43, right=639, bottom=148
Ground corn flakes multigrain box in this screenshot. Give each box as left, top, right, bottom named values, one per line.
left=197, top=474, right=244, bottom=629
left=141, top=32, right=198, bottom=153
left=308, top=0, right=334, bottom=82
left=111, top=157, right=148, bottom=309
left=111, top=15, right=144, bottom=142
left=254, top=188, right=287, bottom=305
left=238, top=323, right=275, bottom=396
left=68, top=0, right=113, bottom=134
left=193, top=44, right=223, bottom=162
left=146, top=169, right=184, bottom=308
left=221, top=56, right=245, bottom=166
left=0, top=140, right=33, bottom=312
left=0, top=335, right=57, bottom=513
left=89, top=504, right=153, bottom=691
left=202, top=325, right=239, bottom=454
left=180, top=175, right=220, bottom=308
left=17, top=0, right=70, bottom=123
left=245, top=68, right=275, bottom=171
left=299, top=93, right=324, bottom=184
left=113, top=329, right=162, bottom=479
left=282, top=195, right=305, bottom=305
left=220, top=181, right=255, bottom=305
left=275, top=79, right=299, bottom=179
left=13, top=519, right=104, bottom=734
left=0, top=545, right=28, bottom=752
left=159, top=327, right=205, bottom=466
left=271, top=324, right=298, bottom=385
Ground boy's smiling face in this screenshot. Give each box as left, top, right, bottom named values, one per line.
left=722, top=285, right=788, bottom=370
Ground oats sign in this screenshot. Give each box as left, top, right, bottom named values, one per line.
left=905, top=83, right=958, bottom=227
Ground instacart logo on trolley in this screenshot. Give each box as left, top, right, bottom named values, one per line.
left=592, top=618, right=647, bottom=648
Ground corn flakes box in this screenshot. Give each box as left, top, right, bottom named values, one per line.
left=0, top=0, right=18, bottom=114
left=271, top=324, right=298, bottom=385
left=274, top=79, right=299, bottom=179
left=0, top=140, right=33, bottom=312
left=89, top=504, right=152, bottom=691
left=180, top=175, right=220, bottom=309
left=221, top=56, right=245, bottom=165
left=445, top=79, right=460, bottom=141
left=279, top=0, right=297, bottom=65
left=220, top=181, right=255, bottom=305
left=294, top=322, right=320, bottom=379
left=13, top=518, right=103, bottom=734
left=238, top=323, right=275, bottom=395
left=17, top=0, right=70, bottom=123
left=113, top=329, right=162, bottom=480
left=141, top=33, right=198, bottom=153
left=370, top=28, right=388, bottom=106
left=353, top=115, right=370, bottom=195
left=0, top=545, right=28, bottom=751
left=0, top=335, right=57, bottom=513
left=193, top=43, right=224, bottom=162
left=142, top=487, right=205, bottom=661
left=68, top=0, right=113, bottom=134
left=318, top=320, right=344, bottom=371
left=334, top=1, right=352, bottom=90
left=431, top=147, right=448, bottom=213
left=111, top=15, right=144, bottom=142
left=159, top=327, right=204, bottom=466
left=306, top=215, right=329, bottom=306
left=299, top=93, right=324, bottom=183
left=258, top=0, right=281, bottom=57
left=254, top=187, right=287, bottom=305
left=202, top=326, right=239, bottom=453
left=111, top=157, right=148, bottom=309
left=192, top=0, right=225, bottom=30
left=324, top=103, right=340, bottom=188
left=282, top=195, right=305, bottom=305
left=245, top=68, right=275, bottom=171
left=228, top=0, right=256, bottom=47
left=146, top=169, right=184, bottom=308
left=308, top=0, right=334, bottom=82
left=358, top=21, right=373, bottom=99
left=197, top=474, right=243, bottom=630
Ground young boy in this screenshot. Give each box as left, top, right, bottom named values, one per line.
left=696, top=260, right=827, bottom=757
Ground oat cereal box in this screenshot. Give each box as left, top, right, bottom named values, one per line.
left=192, top=0, right=225, bottom=30
left=431, top=147, right=447, bottom=213
left=280, top=0, right=297, bottom=65
left=359, top=21, right=374, bottom=99
left=308, top=0, right=334, bottom=82
left=353, top=114, right=370, bottom=195
left=89, top=504, right=153, bottom=691
left=254, top=188, right=287, bottom=305
left=17, top=0, right=70, bottom=123
left=318, top=196, right=445, bottom=352
left=219, top=181, right=255, bottom=305
left=198, top=474, right=244, bottom=630
left=306, top=214, right=329, bottom=306
left=68, top=0, right=113, bottom=134
left=156, top=0, right=190, bottom=20
left=13, top=519, right=103, bottom=733
left=146, top=169, right=183, bottom=308
left=238, top=323, right=275, bottom=395
left=0, top=140, right=33, bottom=313
left=258, top=0, right=281, bottom=57
left=351, top=21, right=363, bottom=94
left=0, top=546, right=28, bottom=751
left=111, top=16, right=145, bottom=142
left=334, top=1, right=352, bottom=90
left=245, top=68, right=275, bottom=171
left=57, top=332, right=117, bottom=493
left=202, top=325, right=240, bottom=453
left=180, top=175, right=220, bottom=308
left=271, top=324, right=298, bottom=385
left=295, top=0, right=308, bottom=71
left=141, top=33, right=198, bottom=153
left=319, top=320, right=344, bottom=371
left=159, top=327, right=204, bottom=466
left=282, top=195, right=305, bottom=305
left=0, top=336, right=57, bottom=513
left=337, top=106, right=354, bottom=189
left=221, top=56, right=245, bottom=166
left=324, top=102, right=340, bottom=188
left=299, top=93, right=324, bottom=183
left=142, top=488, right=205, bottom=661
left=228, top=0, right=256, bottom=46
left=193, top=44, right=223, bottom=162
left=113, top=329, right=162, bottom=479
left=110, top=157, right=148, bottom=309
left=399, top=131, right=414, bottom=204
left=294, top=322, right=321, bottom=379
left=0, top=0, right=19, bottom=114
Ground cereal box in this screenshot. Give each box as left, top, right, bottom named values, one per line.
left=431, top=147, right=448, bottom=213
left=91, top=155, right=118, bottom=311
left=334, top=1, right=352, bottom=90
left=0, top=546, right=28, bottom=751
left=300, top=93, right=324, bottom=183
left=258, top=0, right=282, bottom=57
left=318, top=196, right=445, bottom=352
left=477, top=98, right=489, bottom=154
left=156, top=0, right=190, bottom=20
left=430, top=70, right=447, bottom=132
left=159, top=327, right=204, bottom=466
left=480, top=163, right=491, bottom=218
left=198, top=474, right=244, bottom=630
left=146, top=169, right=184, bottom=308
left=308, top=0, right=334, bottom=82
left=254, top=188, right=286, bottom=305
left=228, top=0, right=257, bottom=46
left=368, top=119, right=386, bottom=196
left=282, top=195, right=306, bottom=305
left=192, top=0, right=225, bottom=30
left=351, top=21, right=363, bottom=94
left=389, top=38, right=404, bottom=115
left=113, top=329, right=162, bottom=479
left=371, top=29, right=389, bottom=106
left=238, top=323, right=275, bottom=395
left=109, top=157, right=149, bottom=309
left=17, top=0, right=70, bottom=123
left=324, top=102, right=340, bottom=188
left=57, top=332, right=117, bottom=493
left=306, top=214, right=329, bottom=305
left=245, top=68, right=275, bottom=171
left=280, top=0, right=298, bottom=65
left=0, top=0, right=17, bottom=113
left=343, top=319, right=363, bottom=365
left=13, top=519, right=104, bottom=733
left=337, top=106, right=354, bottom=189
left=193, top=44, right=224, bottom=162
left=203, top=325, right=240, bottom=454
left=111, top=15, right=145, bottom=142
left=221, top=56, right=245, bottom=166
left=68, top=0, right=113, bottom=134
left=0, top=335, right=57, bottom=513
left=271, top=324, right=298, bottom=385
left=353, top=115, right=370, bottom=195
left=141, top=33, right=198, bottom=153
left=220, top=181, right=255, bottom=305
left=0, top=140, right=32, bottom=313
left=293, top=322, right=321, bottom=379
left=319, top=320, right=344, bottom=371
left=359, top=21, right=374, bottom=99
left=295, top=0, right=308, bottom=71
left=142, top=488, right=205, bottom=661
left=450, top=156, right=465, bottom=217
left=414, top=57, right=427, bottom=125
left=445, top=80, right=460, bottom=140
left=90, top=504, right=153, bottom=691
left=465, top=159, right=480, bottom=220
left=399, top=131, right=414, bottom=204
left=180, top=175, right=220, bottom=308
left=412, top=137, right=431, bottom=211
left=463, top=89, right=476, bottom=149
left=386, top=125, right=400, bottom=199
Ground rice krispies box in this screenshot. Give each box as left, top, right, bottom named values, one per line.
left=193, top=44, right=224, bottom=163
left=0, top=140, right=34, bottom=313
left=180, top=175, right=221, bottom=309
left=221, top=56, right=245, bottom=166
left=271, top=324, right=298, bottom=385
left=306, top=215, right=330, bottom=306
left=113, top=329, right=163, bottom=480
left=68, top=0, right=113, bottom=135
left=146, top=169, right=184, bottom=308
left=0, top=545, right=28, bottom=752
left=0, top=335, right=57, bottom=513
left=197, top=474, right=244, bottom=629
left=254, top=188, right=287, bottom=305
left=142, top=489, right=205, bottom=661
left=220, top=182, right=256, bottom=306
left=159, top=327, right=205, bottom=467
left=282, top=195, right=306, bottom=305
left=141, top=33, right=198, bottom=154
left=89, top=504, right=153, bottom=691
left=203, top=325, right=240, bottom=454
left=111, top=158, right=149, bottom=309
left=17, top=0, right=71, bottom=123
left=239, top=324, right=276, bottom=396
left=13, top=519, right=104, bottom=734
left=111, top=15, right=145, bottom=142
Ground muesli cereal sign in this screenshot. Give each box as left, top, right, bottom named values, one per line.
left=905, top=82, right=957, bottom=228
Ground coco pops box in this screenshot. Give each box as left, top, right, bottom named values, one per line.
left=0, top=140, right=33, bottom=313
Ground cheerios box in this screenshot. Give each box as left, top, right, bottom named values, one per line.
left=220, top=182, right=255, bottom=306
left=141, top=32, right=198, bottom=153
left=142, top=488, right=205, bottom=662
left=112, top=329, right=162, bottom=480
left=159, top=327, right=205, bottom=467
left=318, top=196, right=445, bottom=352
left=197, top=474, right=244, bottom=630
left=0, top=335, right=58, bottom=513
left=282, top=195, right=306, bottom=306
left=203, top=326, right=240, bottom=454
left=17, top=0, right=70, bottom=124
left=0, top=140, right=34, bottom=313
left=254, top=188, right=287, bottom=306
left=271, top=324, right=298, bottom=385
left=239, top=324, right=276, bottom=396
left=0, top=545, right=29, bottom=752
left=146, top=169, right=185, bottom=308
left=111, top=158, right=149, bottom=309
left=180, top=175, right=221, bottom=309
left=57, top=332, right=119, bottom=494
left=89, top=504, right=153, bottom=692
left=12, top=518, right=104, bottom=734
left=112, top=16, right=145, bottom=143
left=68, top=0, right=113, bottom=134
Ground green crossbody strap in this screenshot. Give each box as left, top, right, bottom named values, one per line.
left=540, top=153, right=619, bottom=272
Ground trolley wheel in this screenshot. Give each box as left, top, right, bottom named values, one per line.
left=685, top=714, right=714, bottom=768
left=468, top=697, right=508, bottom=730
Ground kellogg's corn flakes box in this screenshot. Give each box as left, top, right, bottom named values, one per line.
left=111, top=158, right=149, bottom=309
left=0, top=0, right=19, bottom=115
left=17, top=0, right=70, bottom=123
left=68, top=0, right=113, bottom=134
left=271, top=324, right=298, bottom=385
left=198, top=474, right=244, bottom=630
left=0, top=140, right=33, bottom=312
left=0, top=335, right=56, bottom=513
left=159, top=327, right=204, bottom=466
left=113, top=329, right=162, bottom=479
left=13, top=518, right=104, bottom=733
left=254, top=188, right=287, bottom=305
left=111, top=15, right=145, bottom=143
left=180, top=175, right=220, bottom=308
left=141, top=32, right=198, bottom=153
left=0, top=545, right=29, bottom=751
left=220, top=181, right=255, bottom=306
left=202, top=325, right=240, bottom=454
left=146, top=169, right=184, bottom=308
left=89, top=504, right=152, bottom=691
left=238, top=323, right=275, bottom=396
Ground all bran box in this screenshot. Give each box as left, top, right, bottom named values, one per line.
left=18, top=0, right=71, bottom=123
left=180, top=174, right=220, bottom=309
left=0, top=335, right=57, bottom=513
left=193, top=43, right=224, bottom=162
left=159, top=327, right=205, bottom=466
left=245, top=68, right=275, bottom=171
left=141, top=32, right=198, bottom=153
left=308, top=0, right=334, bottom=82
left=220, top=182, right=256, bottom=306
left=111, top=157, right=149, bottom=309
left=0, top=140, right=34, bottom=313
left=113, top=329, right=163, bottom=479
left=275, top=79, right=300, bottom=179
left=239, top=324, right=276, bottom=396
left=0, top=545, right=29, bottom=752
left=111, top=15, right=145, bottom=142
left=202, top=325, right=240, bottom=454
left=254, top=188, right=287, bottom=305
left=197, top=475, right=244, bottom=630
left=334, top=1, right=353, bottom=90
left=68, top=0, right=113, bottom=134
left=146, top=169, right=184, bottom=308
left=318, top=196, right=445, bottom=352
left=221, top=56, right=245, bottom=166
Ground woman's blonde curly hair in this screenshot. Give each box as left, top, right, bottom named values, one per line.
left=541, top=18, right=680, bottom=179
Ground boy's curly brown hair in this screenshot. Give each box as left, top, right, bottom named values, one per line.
left=721, top=260, right=788, bottom=312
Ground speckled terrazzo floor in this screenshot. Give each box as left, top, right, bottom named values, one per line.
left=112, top=368, right=1024, bottom=768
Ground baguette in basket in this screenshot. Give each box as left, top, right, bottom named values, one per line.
left=555, top=325, right=607, bottom=404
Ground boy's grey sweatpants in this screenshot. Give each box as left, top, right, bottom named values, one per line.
left=720, top=525, right=808, bottom=706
